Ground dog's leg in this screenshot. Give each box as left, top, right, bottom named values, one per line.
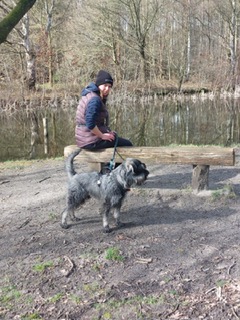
left=113, top=207, right=125, bottom=228
left=68, top=208, right=80, bottom=222
left=61, top=207, right=80, bottom=229
left=100, top=203, right=111, bottom=233
left=61, top=208, right=70, bottom=229
left=61, top=187, right=87, bottom=229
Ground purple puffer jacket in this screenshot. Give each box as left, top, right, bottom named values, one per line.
left=75, top=82, right=109, bottom=148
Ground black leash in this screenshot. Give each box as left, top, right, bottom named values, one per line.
left=99, top=133, right=126, bottom=175
left=115, top=148, right=125, bottom=161
left=108, top=133, right=119, bottom=171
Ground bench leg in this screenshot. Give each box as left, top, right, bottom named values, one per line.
left=192, top=165, right=209, bottom=192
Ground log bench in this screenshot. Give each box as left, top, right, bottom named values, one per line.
left=64, top=145, right=240, bottom=192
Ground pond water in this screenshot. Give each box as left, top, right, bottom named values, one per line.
left=1, top=94, right=240, bottom=161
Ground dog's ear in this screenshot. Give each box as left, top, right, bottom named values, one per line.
left=125, top=158, right=147, bottom=173
left=125, top=158, right=136, bottom=173
left=141, top=162, right=147, bottom=169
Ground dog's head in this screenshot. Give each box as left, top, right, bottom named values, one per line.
left=118, top=158, right=149, bottom=189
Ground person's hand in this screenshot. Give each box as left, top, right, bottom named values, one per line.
left=101, top=132, right=115, bottom=141
left=91, top=126, right=115, bottom=141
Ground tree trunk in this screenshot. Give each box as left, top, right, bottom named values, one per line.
left=22, top=14, right=36, bottom=90
left=0, top=0, right=37, bottom=44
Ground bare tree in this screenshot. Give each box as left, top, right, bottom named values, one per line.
left=22, top=13, right=36, bottom=90
left=199, top=0, right=240, bottom=89
left=2, top=0, right=240, bottom=92
left=33, top=0, right=71, bottom=86
left=217, top=0, right=240, bottom=89
left=117, top=0, right=160, bottom=81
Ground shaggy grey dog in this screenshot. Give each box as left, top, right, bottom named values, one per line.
left=61, top=149, right=149, bottom=233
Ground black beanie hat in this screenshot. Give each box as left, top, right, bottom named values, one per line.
left=95, top=70, right=113, bottom=87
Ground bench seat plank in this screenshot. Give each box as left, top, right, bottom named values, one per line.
left=64, top=145, right=235, bottom=166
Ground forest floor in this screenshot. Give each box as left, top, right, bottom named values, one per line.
left=1, top=157, right=240, bottom=320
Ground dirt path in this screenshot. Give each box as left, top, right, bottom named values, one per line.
left=1, top=158, right=240, bottom=320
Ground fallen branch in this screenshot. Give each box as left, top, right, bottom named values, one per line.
left=206, top=287, right=216, bottom=294
left=231, top=306, right=240, bottom=319
left=0, top=180, right=10, bottom=185
left=39, top=177, right=51, bottom=183
left=228, top=261, right=236, bottom=275
left=17, top=218, right=31, bottom=229
left=165, top=303, right=180, bottom=318
left=135, top=257, right=153, bottom=264
left=216, top=286, right=222, bottom=300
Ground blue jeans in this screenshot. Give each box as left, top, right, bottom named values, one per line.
left=83, top=137, right=133, bottom=150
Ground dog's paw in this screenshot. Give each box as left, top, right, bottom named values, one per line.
left=60, top=223, right=70, bottom=229
left=115, top=221, right=126, bottom=229
left=71, top=216, right=80, bottom=222
left=103, top=226, right=111, bottom=233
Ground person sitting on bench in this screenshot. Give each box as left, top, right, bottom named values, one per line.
left=75, top=70, right=133, bottom=150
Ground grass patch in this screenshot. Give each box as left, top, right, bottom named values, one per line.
left=33, top=261, right=54, bottom=272
left=48, top=212, right=58, bottom=220
left=105, top=247, right=124, bottom=262
left=0, top=159, right=35, bottom=170
left=216, top=279, right=227, bottom=288
left=0, top=157, right=64, bottom=170
left=48, top=293, right=63, bottom=303
left=94, top=294, right=165, bottom=316
left=211, top=184, right=236, bottom=201
left=0, top=285, right=21, bottom=304
left=22, top=313, right=43, bottom=320
left=83, top=282, right=100, bottom=293
left=69, top=294, right=82, bottom=304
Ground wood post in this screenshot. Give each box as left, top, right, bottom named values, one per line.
left=29, top=113, right=39, bottom=159
left=192, top=165, right=210, bottom=192
left=43, top=117, right=48, bottom=155
left=234, top=148, right=240, bottom=166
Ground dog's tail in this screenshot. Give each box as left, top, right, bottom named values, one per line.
left=65, top=148, right=81, bottom=179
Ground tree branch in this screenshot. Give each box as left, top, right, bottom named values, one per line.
left=0, top=0, right=37, bottom=44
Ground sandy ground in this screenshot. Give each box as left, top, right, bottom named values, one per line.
left=1, top=157, right=240, bottom=320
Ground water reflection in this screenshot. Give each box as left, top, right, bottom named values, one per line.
left=0, top=96, right=240, bottom=161
left=111, top=96, right=240, bottom=147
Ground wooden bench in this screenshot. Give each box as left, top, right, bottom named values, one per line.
left=64, top=145, right=240, bottom=192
